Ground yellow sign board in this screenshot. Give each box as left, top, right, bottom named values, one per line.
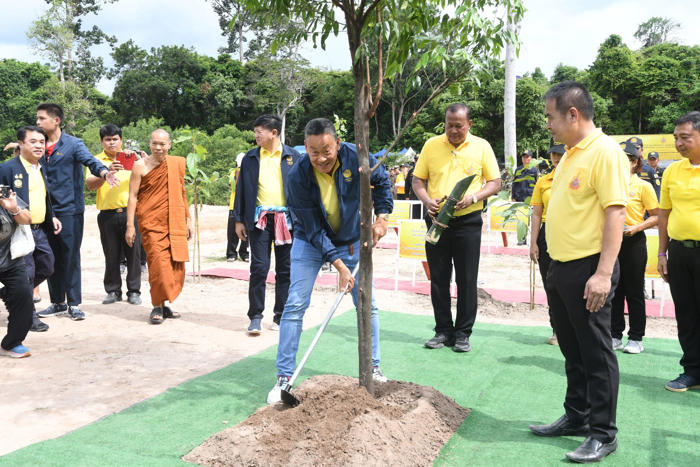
left=385, top=200, right=412, bottom=229
left=398, top=220, right=427, bottom=260
left=610, top=134, right=680, bottom=161
left=489, top=202, right=529, bottom=233
left=645, top=229, right=660, bottom=278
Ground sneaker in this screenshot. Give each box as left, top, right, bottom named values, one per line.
left=623, top=339, right=644, bottom=354
left=102, top=292, right=122, bottom=304
left=120, top=264, right=126, bottom=275
left=240, top=256, right=249, bottom=263
left=68, top=306, right=85, bottom=321
left=665, top=374, right=700, bottom=392
left=1, top=344, right=31, bottom=358
left=30, top=316, right=49, bottom=332
left=267, top=375, right=290, bottom=404
left=424, top=333, right=455, bottom=349
left=547, top=334, right=558, bottom=345
left=453, top=336, right=471, bottom=352
left=38, top=303, right=68, bottom=318
left=127, top=292, right=142, bottom=305
left=226, top=256, right=237, bottom=262
left=612, top=338, right=623, bottom=351
left=247, top=317, right=262, bottom=335
left=372, top=366, right=388, bottom=383
left=269, top=322, right=280, bottom=331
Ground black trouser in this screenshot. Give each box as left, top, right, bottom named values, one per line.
left=226, top=210, right=248, bottom=259
left=247, top=215, right=291, bottom=324
left=97, top=209, right=141, bottom=296
left=0, top=260, right=33, bottom=350
left=24, top=227, right=54, bottom=289
left=611, top=232, right=647, bottom=341
left=425, top=211, right=482, bottom=339
left=668, top=240, right=700, bottom=379
left=47, top=213, right=83, bottom=306
left=536, top=223, right=554, bottom=329
left=547, top=254, right=619, bottom=443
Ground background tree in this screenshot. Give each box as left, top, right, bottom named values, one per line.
left=209, top=0, right=257, bottom=61
left=634, top=16, right=680, bottom=48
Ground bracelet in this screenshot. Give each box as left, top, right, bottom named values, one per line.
left=9, top=209, right=20, bottom=216
left=658, top=253, right=667, bottom=257
left=472, top=194, right=478, bottom=205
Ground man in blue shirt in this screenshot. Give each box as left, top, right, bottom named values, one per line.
left=267, top=118, right=393, bottom=404
left=35, top=103, right=116, bottom=321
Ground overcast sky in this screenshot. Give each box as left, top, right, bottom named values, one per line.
left=1, top=0, right=698, bottom=96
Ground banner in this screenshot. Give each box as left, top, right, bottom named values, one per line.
left=398, top=219, right=427, bottom=260
left=645, top=229, right=660, bottom=278
left=385, top=200, right=413, bottom=229
left=610, top=134, right=680, bottom=161
left=489, top=201, right=529, bottom=233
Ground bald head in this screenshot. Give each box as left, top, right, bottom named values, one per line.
left=150, top=128, right=170, bottom=141
left=149, top=128, right=172, bottom=158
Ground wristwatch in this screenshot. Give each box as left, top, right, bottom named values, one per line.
left=471, top=194, right=478, bottom=205
left=377, top=213, right=390, bottom=221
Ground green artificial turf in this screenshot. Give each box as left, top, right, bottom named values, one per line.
left=2, top=311, right=699, bottom=466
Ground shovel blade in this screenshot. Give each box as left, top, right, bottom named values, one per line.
left=280, top=383, right=300, bottom=407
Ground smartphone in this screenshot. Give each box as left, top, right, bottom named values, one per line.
left=0, top=185, right=10, bottom=198
left=116, top=151, right=135, bottom=171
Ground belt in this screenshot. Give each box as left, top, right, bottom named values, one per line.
left=30, top=224, right=42, bottom=230
left=102, top=208, right=125, bottom=213
left=672, top=239, right=700, bottom=248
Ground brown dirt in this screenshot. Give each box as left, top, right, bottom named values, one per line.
left=183, top=375, right=469, bottom=467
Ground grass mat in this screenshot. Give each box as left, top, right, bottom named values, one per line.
left=2, top=311, right=699, bottom=466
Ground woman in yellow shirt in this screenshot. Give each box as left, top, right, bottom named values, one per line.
left=530, top=144, right=565, bottom=345
left=611, top=142, right=659, bottom=354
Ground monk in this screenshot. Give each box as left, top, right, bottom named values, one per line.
left=125, top=129, right=193, bottom=324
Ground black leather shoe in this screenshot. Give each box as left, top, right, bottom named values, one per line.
left=126, top=293, right=142, bottom=305
left=102, top=292, right=122, bottom=304
left=453, top=336, right=471, bottom=352
left=529, top=414, right=589, bottom=437
left=566, top=436, right=617, bottom=463
left=424, top=333, right=455, bottom=349
left=30, top=316, right=49, bottom=332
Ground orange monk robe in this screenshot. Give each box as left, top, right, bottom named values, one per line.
left=136, top=156, right=191, bottom=305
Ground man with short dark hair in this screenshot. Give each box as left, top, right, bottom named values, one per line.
left=511, top=149, right=538, bottom=202
left=657, top=111, right=700, bottom=393
left=413, top=103, right=501, bottom=353
left=86, top=124, right=142, bottom=306
left=35, top=103, right=117, bottom=321
left=647, top=151, right=664, bottom=178
left=0, top=126, right=61, bottom=332
left=267, top=117, right=393, bottom=404
left=529, top=81, right=628, bottom=463
left=233, top=114, right=300, bottom=334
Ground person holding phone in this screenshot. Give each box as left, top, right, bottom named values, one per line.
left=86, top=124, right=142, bottom=306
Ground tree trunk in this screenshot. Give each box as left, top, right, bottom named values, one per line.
left=504, top=18, right=518, bottom=173
left=238, top=20, right=244, bottom=63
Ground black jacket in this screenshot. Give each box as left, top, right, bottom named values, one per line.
left=0, top=155, right=55, bottom=233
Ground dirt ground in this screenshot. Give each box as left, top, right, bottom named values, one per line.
left=0, top=205, right=678, bottom=456
left=184, top=375, right=469, bottom=467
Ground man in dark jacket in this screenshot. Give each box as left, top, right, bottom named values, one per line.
left=35, top=103, right=116, bottom=321
left=511, top=150, right=538, bottom=202
left=267, top=118, right=393, bottom=404
left=0, top=126, right=61, bottom=332
left=233, top=114, right=301, bottom=334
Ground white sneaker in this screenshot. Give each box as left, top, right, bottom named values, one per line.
left=269, top=322, right=280, bottom=331
left=372, top=366, right=388, bottom=383
left=623, top=339, right=644, bottom=354
left=267, top=375, right=290, bottom=404
left=612, top=338, right=623, bottom=351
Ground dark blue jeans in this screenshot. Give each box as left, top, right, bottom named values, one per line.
left=47, top=213, right=83, bottom=306
left=247, top=215, right=291, bottom=323
left=24, top=227, right=54, bottom=288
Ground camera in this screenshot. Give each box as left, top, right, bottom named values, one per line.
left=0, top=185, right=10, bottom=199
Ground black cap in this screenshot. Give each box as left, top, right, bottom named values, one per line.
left=620, top=141, right=639, bottom=157
left=548, top=144, right=566, bottom=155
left=627, top=136, right=643, bottom=147
left=647, top=151, right=659, bottom=159
left=521, top=150, right=533, bottom=157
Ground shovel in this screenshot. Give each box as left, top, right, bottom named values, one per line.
left=281, top=263, right=360, bottom=407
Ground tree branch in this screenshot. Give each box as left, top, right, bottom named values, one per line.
left=367, top=8, right=383, bottom=119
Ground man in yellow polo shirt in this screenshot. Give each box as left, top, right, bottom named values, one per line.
left=657, top=111, right=700, bottom=393
left=86, top=124, right=142, bottom=305
left=226, top=156, right=248, bottom=262
left=233, top=115, right=301, bottom=335
left=528, top=81, right=628, bottom=463
left=412, top=103, right=501, bottom=353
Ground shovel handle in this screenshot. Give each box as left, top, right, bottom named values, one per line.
left=287, top=263, right=360, bottom=388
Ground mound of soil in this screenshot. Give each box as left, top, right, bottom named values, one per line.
left=183, top=375, right=469, bottom=466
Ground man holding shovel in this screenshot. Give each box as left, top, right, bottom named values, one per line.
left=267, top=118, right=393, bottom=404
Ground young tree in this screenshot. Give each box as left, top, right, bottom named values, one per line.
left=240, top=0, right=523, bottom=393
left=634, top=17, right=681, bottom=48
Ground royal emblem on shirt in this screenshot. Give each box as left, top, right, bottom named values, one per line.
left=286, top=157, right=293, bottom=166
left=569, top=175, right=581, bottom=190
left=13, top=179, right=22, bottom=189
left=343, top=169, right=352, bottom=182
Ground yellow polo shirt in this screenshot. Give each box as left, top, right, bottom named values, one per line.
left=546, top=129, right=629, bottom=262
left=414, top=132, right=500, bottom=217
left=625, top=174, right=659, bottom=227
left=257, top=145, right=286, bottom=207
left=19, top=156, right=46, bottom=224
left=395, top=173, right=406, bottom=194
left=660, top=158, right=700, bottom=240
left=95, top=151, right=131, bottom=210
left=313, top=160, right=341, bottom=232
left=530, top=171, right=554, bottom=222
left=228, top=168, right=238, bottom=210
